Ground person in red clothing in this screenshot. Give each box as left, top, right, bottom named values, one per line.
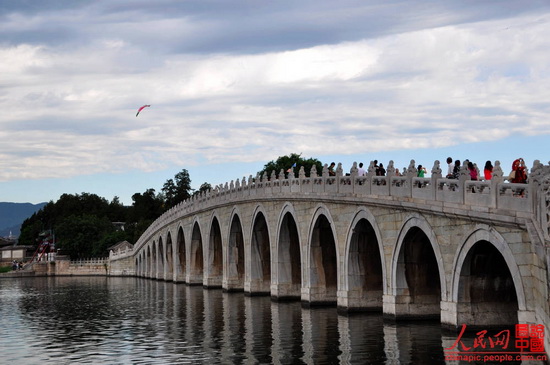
left=510, top=158, right=527, bottom=183
left=484, top=160, right=493, bottom=180
left=468, top=162, right=478, bottom=180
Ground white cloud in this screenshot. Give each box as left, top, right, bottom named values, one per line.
left=1, top=3, right=550, bottom=185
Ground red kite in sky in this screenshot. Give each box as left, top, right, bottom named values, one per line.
left=136, top=105, right=151, bottom=117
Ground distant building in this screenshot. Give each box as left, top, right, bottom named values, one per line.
left=0, top=234, right=33, bottom=263
left=108, top=240, right=134, bottom=259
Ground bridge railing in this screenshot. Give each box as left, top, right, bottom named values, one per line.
left=134, top=159, right=550, bottom=250
left=70, top=257, right=108, bottom=265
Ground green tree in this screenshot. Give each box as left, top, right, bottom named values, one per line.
left=193, top=182, right=212, bottom=197
left=55, top=214, right=114, bottom=258
left=162, top=169, right=193, bottom=209
left=258, top=153, right=323, bottom=179
left=129, top=189, right=164, bottom=222
left=162, top=179, right=178, bottom=208
left=94, top=230, right=128, bottom=257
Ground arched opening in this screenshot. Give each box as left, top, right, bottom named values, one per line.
left=158, top=237, right=165, bottom=280
left=207, top=217, right=223, bottom=288
left=166, top=232, right=174, bottom=280
left=457, top=240, right=518, bottom=327
left=395, top=227, right=441, bottom=319
left=276, top=212, right=301, bottom=300
left=250, top=212, right=271, bottom=295
left=177, top=227, right=186, bottom=282
left=227, top=214, right=245, bottom=291
left=309, top=214, right=337, bottom=305
left=347, top=218, right=383, bottom=311
left=146, top=247, right=151, bottom=278
left=151, top=242, right=158, bottom=279
left=189, top=222, right=204, bottom=285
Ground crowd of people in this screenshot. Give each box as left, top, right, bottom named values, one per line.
left=343, top=157, right=528, bottom=184
left=11, top=260, right=24, bottom=271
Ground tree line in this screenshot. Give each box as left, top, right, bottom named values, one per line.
left=19, top=154, right=322, bottom=259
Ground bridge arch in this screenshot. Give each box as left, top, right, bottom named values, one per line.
left=165, top=231, right=174, bottom=280
left=340, top=207, right=385, bottom=311
left=152, top=241, right=160, bottom=279
left=206, top=212, right=223, bottom=288
left=146, top=245, right=151, bottom=278
left=391, top=213, right=446, bottom=318
left=158, top=236, right=166, bottom=280
left=305, top=204, right=338, bottom=305
left=175, top=225, right=186, bottom=282
left=226, top=208, right=245, bottom=292
left=274, top=202, right=302, bottom=300
left=451, top=225, right=526, bottom=327
left=188, top=218, right=204, bottom=285
left=247, top=205, right=272, bottom=295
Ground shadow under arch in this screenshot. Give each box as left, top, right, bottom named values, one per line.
left=390, top=214, right=446, bottom=319
left=274, top=203, right=301, bottom=301
left=176, top=225, right=186, bottom=283
left=248, top=206, right=271, bottom=295
left=151, top=241, right=158, bottom=279
left=305, top=205, right=338, bottom=306
left=189, top=220, right=204, bottom=285
left=451, top=226, right=525, bottom=328
left=206, top=215, right=223, bottom=288
left=340, top=207, right=385, bottom=312
left=158, top=236, right=165, bottom=280
left=165, top=231, right=174, bottom=280
left=226, top=209, right=245, bottom=292
left=146, top=245, right=151, bottom=278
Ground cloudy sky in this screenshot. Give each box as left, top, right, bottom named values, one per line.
left=1, top=0, right=549, bottom=205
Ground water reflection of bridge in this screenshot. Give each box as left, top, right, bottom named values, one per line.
left=113, top=159, right=550, bottom=354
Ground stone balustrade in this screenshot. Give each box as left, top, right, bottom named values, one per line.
left=109, top=247, right=133, bottom=260
left=70, top=257, right=108, bottom=265
left=134, top=159, right=550, bottom=251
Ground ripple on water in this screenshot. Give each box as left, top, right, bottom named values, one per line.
left=1, top=277, right=545, bottom=364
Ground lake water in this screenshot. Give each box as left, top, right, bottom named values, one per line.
left=0, top=277, right=545, bottom=364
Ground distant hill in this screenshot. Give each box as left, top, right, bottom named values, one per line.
left=0, top=202, right=47, bottom=237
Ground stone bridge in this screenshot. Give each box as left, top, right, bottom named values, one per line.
left=114, top=159, right=550, bottom=349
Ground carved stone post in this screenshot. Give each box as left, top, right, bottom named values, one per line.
left=491, top=160, right=504, bottom=209
left=406, top=159, right=417, bottom=198
left=431, top=160, right=442, bottom=201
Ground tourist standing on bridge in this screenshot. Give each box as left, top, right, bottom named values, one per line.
left=328, top=162, right=336, bottom=176
left=484, top=161, right=493, bottom=180
left=357, top=163, right=366, bottom=176
left=510, top=158, right=527, bottom=183
left=378, top=163, right=386, bottom=176
left=451, top=160, right=461, bottom=179
left=468, top=162, right=478, bottom=180
left=446, top=157, right=453, bottom=178
left=417, top=165, right=426, bottom=178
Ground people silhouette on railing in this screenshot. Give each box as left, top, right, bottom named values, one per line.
left=446, top=157, right=454, bottom=178
left=468, top=162, right=478, bottom=181
left=357, top=162, right=366, bottom=177
left=328, top=162, right=336, bottom=176
left=510, top=158, right=527, bottom=183
left=452, top=160, right=461, bottom=179
left=378, top=163, right=386, bottom=176
left=484, top=161, right=493, bottom=180
left=417, top=165, right=426, bottom=178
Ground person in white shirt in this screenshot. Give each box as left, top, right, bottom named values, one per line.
left=446, top=157, right=453, bottom=178
left=357, top=162, right=366, bottom=176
